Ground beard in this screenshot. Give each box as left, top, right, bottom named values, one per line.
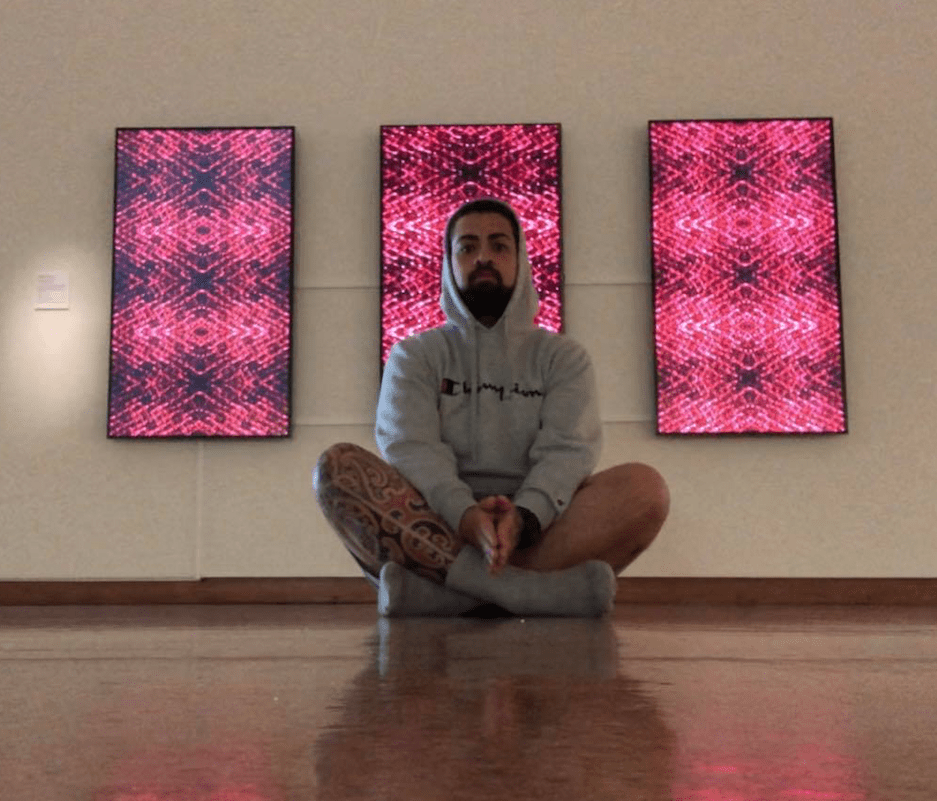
left=460, top=271, right=514, bottom=322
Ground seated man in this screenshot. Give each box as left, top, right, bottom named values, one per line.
left=314, top=198, right=669, bottom=616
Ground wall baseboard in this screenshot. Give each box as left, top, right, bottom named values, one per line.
left=0, top=578, right=935, bottom=606
left=614, top=578, right=937, bottom=605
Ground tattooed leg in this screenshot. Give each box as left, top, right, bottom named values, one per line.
left=312, top=443, right=462, bottom=585
left=313, top=443, right=623, bottom=618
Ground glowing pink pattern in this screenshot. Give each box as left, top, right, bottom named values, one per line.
left=650, top=119, right=847, bottom=434
left=673, top=749, right=867, bottom=800
left=108, top=128, right=293, bottom=438
left=104, top=744, right=283, bottom=800
left=381, top=124, right=562, bottom=363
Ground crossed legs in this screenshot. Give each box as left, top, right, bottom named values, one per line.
left=313, top=443, right=669, bottom=615
left=511, top=463, right=670, bottom=574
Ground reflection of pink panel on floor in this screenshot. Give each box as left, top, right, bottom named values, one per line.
left=649, top=119, right=847, bottom=434
left=108, top=127, right=294, bottom=438
left=104, top=745, right=284, bottom=800
left=380, top=124, right=563, bottom=364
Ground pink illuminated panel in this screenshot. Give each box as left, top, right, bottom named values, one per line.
left=650, top=118, right=847, bottom=434
left=107, top=127, right=294, bottom=438
left=381, top=124, right=562, bottom=363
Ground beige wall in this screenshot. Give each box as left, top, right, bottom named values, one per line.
left=1, top=0, right=934, bottom=580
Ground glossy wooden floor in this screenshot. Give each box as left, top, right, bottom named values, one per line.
left=3, top=604, right=937, bottom=800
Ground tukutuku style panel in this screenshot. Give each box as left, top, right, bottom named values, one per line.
left=380, top=124, right=563, bottom=363
left=649, top=119, right=847, bottom=435
left=107, top=127, right=295, bottom=438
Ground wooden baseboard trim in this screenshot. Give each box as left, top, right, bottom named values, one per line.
left=0, top=578, right=935, bottom=606
left=0, top=578, right=375, bottom=606
left=615, top=578, right=937, bottom=605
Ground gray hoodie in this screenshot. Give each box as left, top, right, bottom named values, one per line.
left=375, top=199, right=602, bottom=534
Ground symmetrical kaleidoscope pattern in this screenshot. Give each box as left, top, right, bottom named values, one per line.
left=381, top=124, right=562, bottom=363
left=650, top=119, right=847, bottom=434
left=108, top=127, right=294, bottom=438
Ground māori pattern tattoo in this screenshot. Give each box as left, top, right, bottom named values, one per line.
left=313, top=443, right=460, bottom=584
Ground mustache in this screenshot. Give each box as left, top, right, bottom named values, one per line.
left=468, top=264, right=503, bottom=286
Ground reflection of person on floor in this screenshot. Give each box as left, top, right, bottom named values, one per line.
left=314, top=198, right=669, bottom=616
left=315, top=619, right=675, bottom=799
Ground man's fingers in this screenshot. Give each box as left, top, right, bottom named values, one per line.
left=478, top=495, right=511, bottom=513
left=477, top=519, right=497, bottom=565
left=492, top=495, right=512, bottom=512
left=462, top=500, right=515, bottom=568
left=478, top=495, right=513, bottom=518
left=477, top=497, right=499, bottom=513
left=488, top=508, right=521, bottom=572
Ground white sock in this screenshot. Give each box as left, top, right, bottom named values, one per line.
left=377, top=562, right=482, bottom=617
left=444, top=546, right=616, bottom=618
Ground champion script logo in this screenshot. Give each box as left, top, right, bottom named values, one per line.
left=440, top=379, right=543, bottom=401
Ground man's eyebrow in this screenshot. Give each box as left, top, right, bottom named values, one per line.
left=454, top=232, right=511, bottom=243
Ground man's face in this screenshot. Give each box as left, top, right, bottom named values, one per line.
left=450, top=212, right=519, bottom=294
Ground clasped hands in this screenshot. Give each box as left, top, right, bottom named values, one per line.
left=458, top=495, right=522, bottom=573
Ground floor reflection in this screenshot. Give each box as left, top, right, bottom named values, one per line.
left=315, top=618, right=676, bottom=800
left=105, top=744, right=285, bottom=801
left=5, top=606, right=936, bottom=800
